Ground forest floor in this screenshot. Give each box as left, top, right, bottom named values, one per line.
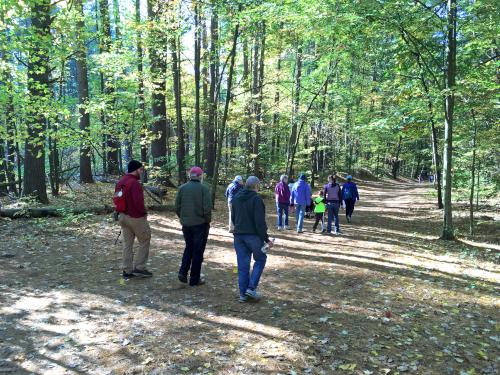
left=0, top=180, right=499, bottom=375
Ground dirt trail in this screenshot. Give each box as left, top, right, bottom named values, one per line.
left=0, top=181, right=499, bottom=375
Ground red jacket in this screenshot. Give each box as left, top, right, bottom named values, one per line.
left=118, top=174, right=146, bottom=218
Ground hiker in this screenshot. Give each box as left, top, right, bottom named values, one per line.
left=231, top=176, right=273, bottom=302
left=274, top=175, right=291, bottom=230
left=323, top=174, right=342, bottom=234
left=225, top=175, right=244, bottom=232
left=290, top=174, right=312, bottom=233
left=342, top=175, right=359, bottom=223
left=312, top=190, right=326, bottom=233
left=116, top=160, right=152, bottom=279
left=175, top=166, right=212, bottom=286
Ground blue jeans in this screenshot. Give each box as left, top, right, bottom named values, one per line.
left=179, top=223, right=210, bottom=286
left=295, top=204, right=306, bottom=231
left=326, top=201, right=340, bottom=232
left=276, top=203, right=289, bottom=227
left=234, top=234, right=267, bottom=297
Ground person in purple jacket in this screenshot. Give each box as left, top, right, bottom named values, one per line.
left=323, top=174, right=342, bottom=234
left=274, top=175, right=291, bottom=230
left=342, top=175, right=359, bottom=223
left=290, top=174, right=312, bottom=233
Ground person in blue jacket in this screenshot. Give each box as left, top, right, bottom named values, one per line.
left=290, top=174, right=312, bottom=233
left=225, top=175, right=244, bottom=232
left=342, top=175, right=359, bottom=223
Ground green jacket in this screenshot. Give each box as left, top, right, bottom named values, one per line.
left=175, top=180, right=212, bottom=226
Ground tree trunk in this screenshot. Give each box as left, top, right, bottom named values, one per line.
left=76, top=0, right=94, bottom=183
left=24, top=0, right=51, bottom=203
left=287, top=44, right=302, bottom=176
left=469, top=109, right=478, bottom=236
left=253, top=24, right=265, bottom=178
left=147, top=0, right=168, bottom=170
left=211, top=14, right=239, bottom=207
left=135, top=0, right=148, bottom=171
left=201, top=16, right=209, bottom=167
left=205, top=2, right=218, bottom=177
left=171, top=32, right=186, bottom=184
left=0, top=19, right=17, bottom=195
left=242, top=38, right=252, bottom=175
left=416, top=57, right=442, bottom=208
left=441, top=0, right=456, bottom=240
left=194, top=0, right=202, bottom=166
left=98, top=0, right=119, bottom=175
left=391, top=135, right=403, bottom=179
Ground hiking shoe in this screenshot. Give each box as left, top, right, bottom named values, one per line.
left=245, top=288, right=261, bottom=300
left=178, top=273, right=188, bottom=283
left=122, top=271, right=134, bottom=280
left=190, top=278, right=206, bottom=287
left=239, top=295, right=248, bottom=303
left=284, top=225, right=290, bottom=230
left=346, top=216, right=351, bottom=223
left=132, top=268, right=153, bottom=278
left=277, top=226, right=283, bottom=231
left=312, top=228, right=316, bottom=233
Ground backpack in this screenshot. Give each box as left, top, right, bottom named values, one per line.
left=343, top=186, right=352, bottom=199
left=113, top=181, right=128, bottom=213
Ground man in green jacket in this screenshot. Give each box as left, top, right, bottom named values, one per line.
left=175, top=166, right=212, bottom=286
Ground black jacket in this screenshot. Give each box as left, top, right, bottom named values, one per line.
left=231, top=189, right=269, bottom=242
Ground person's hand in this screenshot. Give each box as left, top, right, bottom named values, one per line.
left=266, top=240, right=274, bottom=249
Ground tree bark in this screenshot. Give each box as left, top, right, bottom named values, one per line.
left=147, top=0, right=168, bottom=170
left=287, top=44, right=302, bottom=177
left=193, top=0, right=202, bottom=166
left=98, top=0, right=119, bottom=175
left=441, top=0, right=456, bottom=240
left=171, top=31, right=186, bottom=184
left=469, top=109, right=478, bottom=236
left=135, top=0, right=148, bottom=170
left=211, top=14, right=239, bottom=206
left=205, top=2, right=218, bottom=177
left=252, top=24, right=265, bottom=178
left=75, top=0, right=94, bottom=183
left=24, top=0, right=51, bottom=203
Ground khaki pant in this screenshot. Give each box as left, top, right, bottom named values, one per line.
left=228, top=202, right=234, bottom=232
left=119, top=214, right=151, bottom=273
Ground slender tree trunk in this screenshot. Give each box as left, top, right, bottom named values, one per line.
left=171, top=32, right=186, bottom=184
left=147, top=0, right=167, bottom=171
left=76, top=0, right=94, bottom=183
left=201, top=16, right=209, bottom=166
left=416, top=58, right=443, bottom=208
left=99, top=0, right=119, bottom=175
left=135, top=0, right=148, bottom=171
left=242, top=38, right=252, bottom=175
left=211, top=15, right=239, bottom=206
left=0, top=19, right=17, bottom=195
left=253, top=23, right=265, bottom=178
left=476, top=158, right=480, bottom=210
left=469, top=109, right=478, bottom=236
left=24, top=0, right=51, bottom=203
left=392, top=135, right=403, bottom=179
left=205, top=2, right=218, bottom=177
left=194, top=0, right=202, bottom=166
left=441, top=0, right=457, bottom=240
left=287, top=44, right=302, bottom=176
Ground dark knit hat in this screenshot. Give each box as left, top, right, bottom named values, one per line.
left=299, top=173, right=307, bottom=180
left=127, top=160, right=143, bottom=173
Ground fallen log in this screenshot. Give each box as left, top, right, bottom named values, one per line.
left=0, top=204, right=174, bottom=219
left=0, top=180, right=21, bottom=188
left=96, top=178, right=167, bottom=198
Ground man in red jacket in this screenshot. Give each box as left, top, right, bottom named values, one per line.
left=117, top=160, right=152, bottom=279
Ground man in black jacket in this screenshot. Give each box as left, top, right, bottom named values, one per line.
left=231, top=176, right=273, bottom=302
